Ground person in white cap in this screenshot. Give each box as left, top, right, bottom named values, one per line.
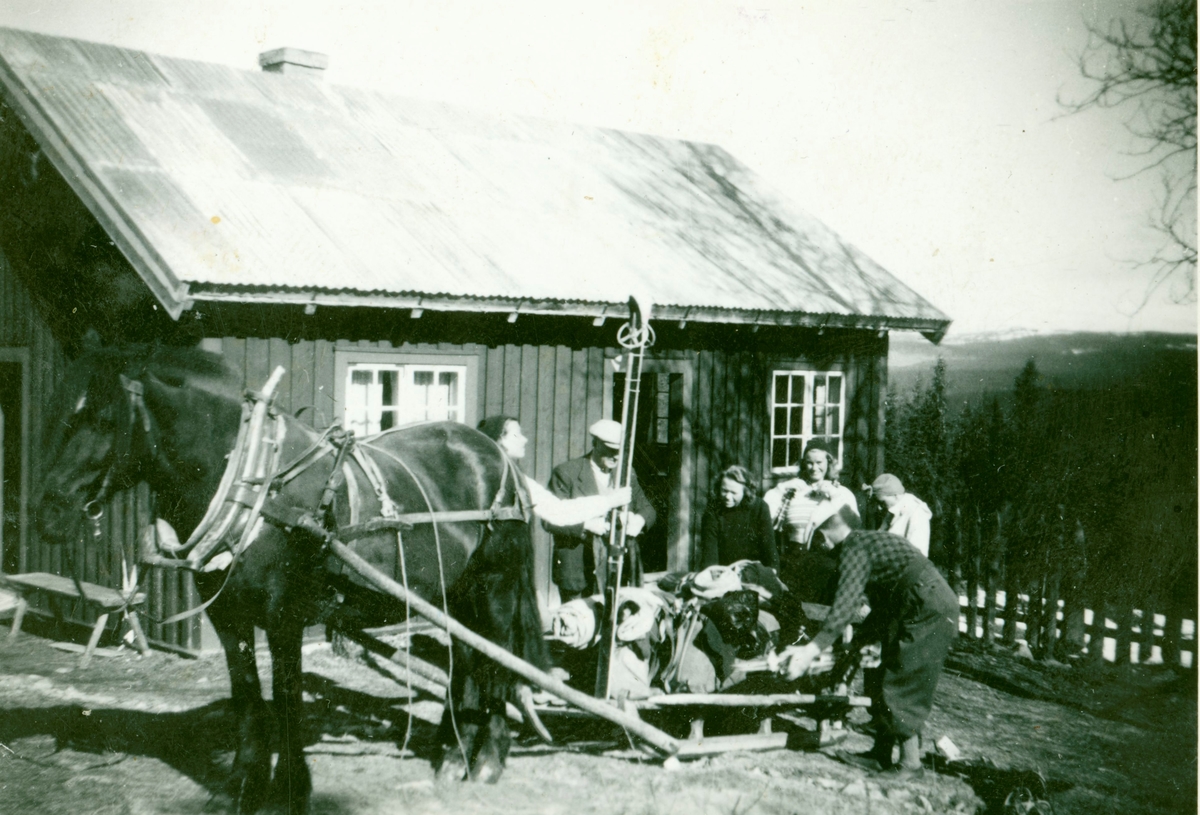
left=544, top=419, right=656, bottom=602
left=476, top=415, right=632, bottom=527
left=868, top=473, right=932, bottom=557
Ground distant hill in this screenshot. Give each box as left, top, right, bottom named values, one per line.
left=888, top=330, right=1198, bottom=409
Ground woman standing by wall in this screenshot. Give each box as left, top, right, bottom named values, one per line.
left=699, top=465, right=776, bottom=569
left=762, top=441, right=859, bottom=602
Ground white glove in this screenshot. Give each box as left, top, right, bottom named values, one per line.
left=776, top=642, right=822, bottom=680
left=605, top=486, right=633, bottom=510
left=582, top=516, right=610, bottom=536
left=624, top=512, right=646, bottom=538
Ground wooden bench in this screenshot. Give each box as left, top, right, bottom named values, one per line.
left=3, top=572, right=149, bottom=668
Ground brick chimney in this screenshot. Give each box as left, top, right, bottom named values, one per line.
left=258, top=47, right=329, bottom=78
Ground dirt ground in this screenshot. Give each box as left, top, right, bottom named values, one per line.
left=0, top=621, right=1194, bottom=815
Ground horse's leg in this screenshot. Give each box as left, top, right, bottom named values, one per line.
left=443, top=520, right=547, bottom=783
left=212, top=619, right=272, bottom=814
left=468, top=706, right=511, bottom=784
left=434, top=660, right=483, bottom=782
left=267, top=623, right=311, bottom=815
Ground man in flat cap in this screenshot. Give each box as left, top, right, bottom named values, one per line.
left=867, top=473, right=932, bottom=557
left=544, top=419, right=656, bottom=602
left=775, top=503, right=958, bottom=779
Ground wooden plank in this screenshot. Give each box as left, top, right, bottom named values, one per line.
left=673, top=732, right=788, bottom=758
left=965, top=508, right=979, bottom=640
left=150, top=565, right=164, bottom=643
left=186, top=572, right=202, bottom=651
left=0, top=572, right=144, bottom=608
left=313, top=339, right=336, bottom=430
left=503, top=345, right=522, bottom=417
left=710, top=350, right=726, bottom=473
left=871, top=338, right=888, bottom=482
left=289, top=340, right=317, bottom=426
left=244, top=338, right=271, bottom=393
left=552, top=346, right=573, bottom=471
left=695, top=350, right=712, bottom=524
left=586, top=347, right=604, bottom=428
left=1161, top=603, right=1183, bottom=667
left=570, top=348, right=589, bottom=459
left=165, top=561, right=180, bottom=646
left=1042, top=571, right=1061, bottom=659
left=736, top=354, right=754, bottom=479
left=483, top=345, right=505, bottom=418
left=535, top=346, right=556, bottom=485
left=520, top=346, right=539, bottom=474
left=636, top=692, right=869, bottom=708
left=1113, top=606, right=1133, bottom=665
left=267, top=338, right=293, bottom=414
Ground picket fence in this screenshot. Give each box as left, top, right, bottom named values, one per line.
left=933, top=504, right=1196, bottom=669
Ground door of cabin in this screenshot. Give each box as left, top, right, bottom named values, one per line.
left=612, top=358, right=693, bottom=574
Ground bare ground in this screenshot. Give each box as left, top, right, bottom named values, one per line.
left=0, top=624, right=1194, bottom=815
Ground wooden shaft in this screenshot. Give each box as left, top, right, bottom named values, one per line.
left=329, top=538, right=679, bottom=756
left=636, top=692, right=871, bottom=709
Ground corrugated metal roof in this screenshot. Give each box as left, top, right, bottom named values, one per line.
left=0, top=28, right=949, bottom=334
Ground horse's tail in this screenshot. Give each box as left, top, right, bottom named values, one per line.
left=446, top=518, right=548, bottom=704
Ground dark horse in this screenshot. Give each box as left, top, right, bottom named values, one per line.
left=36, top=342, right=548, bottom=813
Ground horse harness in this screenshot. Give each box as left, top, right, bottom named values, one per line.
left=127, top=369, right=529, bottom=621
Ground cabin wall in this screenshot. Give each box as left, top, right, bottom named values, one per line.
left=4, top=222, right=888, bottom=649
left=205, top=325, right=887, bottom=603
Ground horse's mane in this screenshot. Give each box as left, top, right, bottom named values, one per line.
left=47, top=343, right=242, bottom=439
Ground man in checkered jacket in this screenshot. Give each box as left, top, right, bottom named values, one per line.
left=778, top=503, right=958, bottom=778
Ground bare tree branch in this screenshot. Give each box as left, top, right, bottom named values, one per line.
left=1063, top=0, right=1197, bottom=303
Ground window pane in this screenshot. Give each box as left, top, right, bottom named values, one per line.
left=791, top=375, right=805, bottom=404
left=814, top=377, right=826, bottom=405
left=772, top=439, right=787, bottom=469
left=380, top=410, right=395, bottom=431
left=774, top=374, right=788, bottom=405
left=789, top=406, right=803, bottom=435
left=413, top=370, right=433, bottom=386
left=774, top=407, right=787, bottom=434
left=830, top=439, right=841, bottom=460
left=828, top=376, right=842, bottom=403
left=813, top=410, right=826, bottom=435
left=787, top=438, right=802, bottom=467
left=439, top=371, right=459, bottom=406
left=380, top=370, right=396, bottom=405
left=829, top=406, right=840, bottom=433
left=656, top=417, right=669, bottom=444
left=350, top=369, right=373, bottom=386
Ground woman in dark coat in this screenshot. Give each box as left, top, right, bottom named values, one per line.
left=699, top=465, right=777, bottom=569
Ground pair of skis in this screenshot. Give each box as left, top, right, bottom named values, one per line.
left=593, top=295, right=655, bottom=701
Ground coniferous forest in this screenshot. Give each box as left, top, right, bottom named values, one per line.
left=884, top=342, right=1197, bottom=664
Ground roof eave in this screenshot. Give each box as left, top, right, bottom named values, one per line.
left=0, top=48, right=193, bottom=319
left=188, top=286, right=952, bottom=336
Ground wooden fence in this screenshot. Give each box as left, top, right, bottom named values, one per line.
left=947, top=506, right=1196, bottom=669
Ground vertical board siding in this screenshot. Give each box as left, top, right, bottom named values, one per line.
left=8, top=253, right=889, bottom=649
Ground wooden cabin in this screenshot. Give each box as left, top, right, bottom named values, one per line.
left=0, top=30, right=949, bottom=653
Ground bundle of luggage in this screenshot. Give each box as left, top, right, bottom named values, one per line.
left=549, top=561, right=832, bottom=699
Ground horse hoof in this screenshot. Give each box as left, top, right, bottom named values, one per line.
left=434, top=751, right=468, bottom=783
left=469, top=757, right=503, bottom=784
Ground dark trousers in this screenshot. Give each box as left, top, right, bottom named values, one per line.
left=871, top=561, right=959, bottom=740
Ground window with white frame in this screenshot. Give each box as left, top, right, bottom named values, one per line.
left=769, top=370, right=844, bottom=472
left=335, top=352, right=477, bottom=437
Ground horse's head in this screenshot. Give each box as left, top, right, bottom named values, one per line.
left=37, top=346, right=153, bottom=544
left=37, top=341, right=242, bottom=544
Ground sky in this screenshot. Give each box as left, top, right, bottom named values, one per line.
left=0, top=0, right=1196, bottom=338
